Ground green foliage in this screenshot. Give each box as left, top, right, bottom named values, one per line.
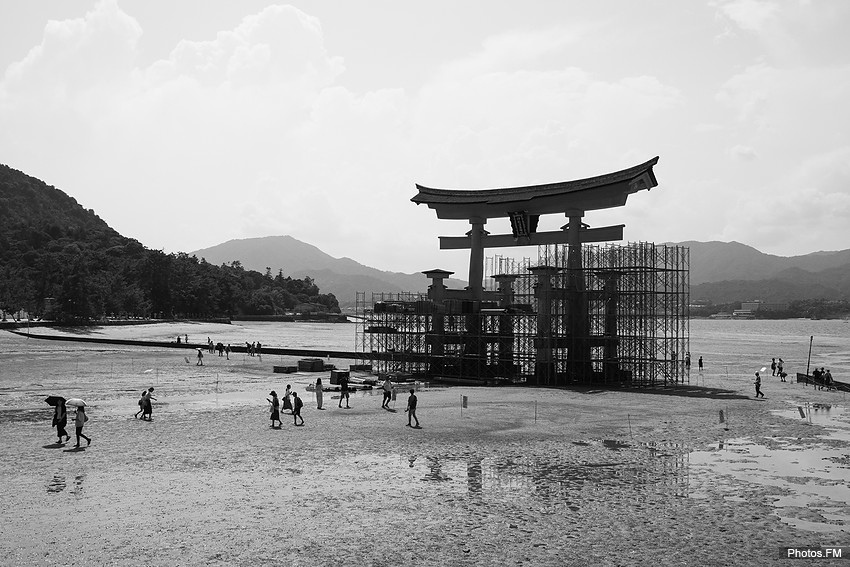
left=0, top=164, right=340, bottom=321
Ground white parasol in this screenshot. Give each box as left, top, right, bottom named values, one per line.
left=65, top=398, right=87, bottom=407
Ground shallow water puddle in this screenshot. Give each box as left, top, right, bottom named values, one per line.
left=395, top=440, right=692, bottom=503
left=689, top=405, right=850, bottom=533
left=47, top=473, right=85, bottom=495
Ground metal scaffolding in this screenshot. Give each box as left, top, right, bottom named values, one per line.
left=355, top=242, right=689, bottom=386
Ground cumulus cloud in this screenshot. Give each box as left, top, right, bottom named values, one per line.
left=729, top=144, right=757, bottom=160
left=2, top=2, right=847, bottom=273
left=713, top=0, right=779, bottom=33
left=723, top=147, right=850, bottom=254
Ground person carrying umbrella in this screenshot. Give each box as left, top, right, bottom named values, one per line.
left=47, top=396, right=69, bottom=443
left=65, top=399, right=91, bottom=448
left=74, top=405, right=91, bottom=448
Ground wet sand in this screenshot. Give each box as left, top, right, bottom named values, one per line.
left=1, top=328, right=848, bottom=566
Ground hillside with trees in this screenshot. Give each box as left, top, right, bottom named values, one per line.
left=0, top=164, right=339, bottom=322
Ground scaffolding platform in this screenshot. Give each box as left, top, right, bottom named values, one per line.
left=355, top=242, right=689, bottom=387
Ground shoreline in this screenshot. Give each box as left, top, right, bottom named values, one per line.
left=1, top=325, right=848, bottom=565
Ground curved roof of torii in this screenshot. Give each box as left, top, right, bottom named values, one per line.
left=412, top=156, right=659, bottom=220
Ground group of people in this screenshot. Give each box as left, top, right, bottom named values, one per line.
left=246, top=341, right=262, bottom=356
left=770, top=357, right=787, bottom=381
left=207, top=338, right=232, bottom=358
left=134, top=387, right=156, bottom=420
left=267, top=384, right=304, bottom=427
left=812, top=367, right=835, bottom=390
left=755, top=356, right=786, bottom=398
left=267, top=376, right=420, bottom=428
left=51, top=400, right=92, bottom=448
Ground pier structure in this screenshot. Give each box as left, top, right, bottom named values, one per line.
left=355, top=157, right=689, bottom=386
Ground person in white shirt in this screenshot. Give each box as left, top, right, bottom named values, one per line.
left=381, top=377, right=393, bottom=409
left=74, top=406, right=91, bottom=448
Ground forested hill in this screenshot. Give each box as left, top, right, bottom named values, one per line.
left=0, top=164, right=339, bottom=321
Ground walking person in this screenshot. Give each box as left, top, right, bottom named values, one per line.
left=225, top=344, right=231, bottom=360
left=770, top=358, right=777, bottom=376
left=406, top=389, right=420, bottom=428
left=142, top=387, right=156, bottom=420
left=315, top=377, right=324, bottom=410
left=698, top=356, right=704, bottom=372
left=338, top=374, right=350, bottom=409
left=754, top=372, right=765, bottom=398
left=282, top=384, right=293, bottom=413
left=777, top=358, right=784, bottom=376
left=196, top=349, right=204, bottom=366
left=74, top=406, right=91, bottom=448
left=381, top=375, right=393, bottom=409
left=134, top=390, right=145, bottom=419
left=53, top=399, right=69, bottom=443
left=292, top=392, right=304, bottom=426
left=267, top=391, right=281, bottom=428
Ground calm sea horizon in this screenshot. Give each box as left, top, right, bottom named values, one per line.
left=3, top=317, right=847, bottom=382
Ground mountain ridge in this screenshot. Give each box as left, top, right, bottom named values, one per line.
left=192, top=236, right=850, bottom=307
left=190, top=235, right=468, bottom=307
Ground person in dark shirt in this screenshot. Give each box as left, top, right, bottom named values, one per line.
left=406, top=389, right=420, bottom=428
left=339, top=376, right=350, bottom=409
left=292, top=391, right=304, bottom=426
left=754, top=372, right=765, bottom=398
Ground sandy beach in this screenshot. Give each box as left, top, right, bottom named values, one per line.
left=1, top=324, right=848, bottom=566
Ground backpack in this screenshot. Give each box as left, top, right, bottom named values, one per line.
left=294, top=397, right=303, bottom=410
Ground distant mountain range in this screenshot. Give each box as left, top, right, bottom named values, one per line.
left=4, top=158, right=848, bottom=311
left=192, top=237, right=850, bottom=307
left=683, top=241, right=850, bottom=304
left=190, top=236, right=467, bottom=308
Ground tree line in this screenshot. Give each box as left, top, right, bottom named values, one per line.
left=0, top=164, right=339, bottom=322
left=0, top=223, right=339, bottom=322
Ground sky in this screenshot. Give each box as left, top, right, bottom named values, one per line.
left=1, top=0, right=849, bottom=278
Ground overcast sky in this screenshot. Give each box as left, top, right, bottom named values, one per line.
left=1, top=1, right=848, bottom=277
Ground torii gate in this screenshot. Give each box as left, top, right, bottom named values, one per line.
left=411, top=156, right=659, bottom=298
left=411, top=157, right=659, bottom=382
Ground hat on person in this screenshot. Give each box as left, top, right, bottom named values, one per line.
left=270, top=390, right=277, bottom=396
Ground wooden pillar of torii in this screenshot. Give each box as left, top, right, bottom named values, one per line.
left=411, top=157, right=660, bottom=382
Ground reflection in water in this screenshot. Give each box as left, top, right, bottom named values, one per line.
left=417, top=440, right=691, bottom=503
left=47, top=474, right=66, bottom=493
left=422, top=456, right=451, bottom=482
left=602, top=439, right=631, bottom=452
left=47, top=473, right=85, bottom=495
left=73, top=474, right=85, bottom=496
left=690, top=435, right=850, bottom=533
